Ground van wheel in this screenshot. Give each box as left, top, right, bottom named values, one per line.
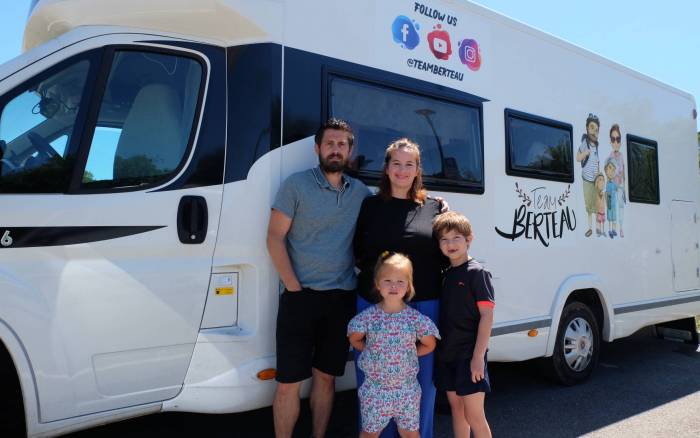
left=551, top=302, right=600, bottom=386
left=0, top=349, right=25, bottom=437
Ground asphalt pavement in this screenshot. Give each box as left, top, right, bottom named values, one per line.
left=71, top=327, right=700, bottom=437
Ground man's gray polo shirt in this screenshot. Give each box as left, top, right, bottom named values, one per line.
left=272, top=166, right=371, bottom=291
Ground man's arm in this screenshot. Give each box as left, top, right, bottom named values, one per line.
left=266, top=209, right=302, bottom=292
left=348, top=332, right=366, bottom=352
left=576, top=145, right=590, bottom=162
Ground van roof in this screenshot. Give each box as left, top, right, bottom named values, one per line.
left=23, top=0, right=695, bottom=102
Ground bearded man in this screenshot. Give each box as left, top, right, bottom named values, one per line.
left=267, top=118, right=370, bottom=438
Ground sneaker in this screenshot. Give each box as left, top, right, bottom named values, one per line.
left=612, top=230, right=617, bottom=237
left=620, top=230, right=624, bottom=238
left=608, top=230, right=614, bottom=238
left=585, top=229, right=592, bottom=237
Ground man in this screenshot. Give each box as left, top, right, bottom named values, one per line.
left=267, top=118, right=370, bottom=438
left=576, top=113, right=601, bottom=237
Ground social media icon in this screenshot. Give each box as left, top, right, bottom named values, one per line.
left=427, top=25, right=452, bottom=60
left=391, top=15, right=420, bottom=50
left=458, top=39, right=481, bottom=71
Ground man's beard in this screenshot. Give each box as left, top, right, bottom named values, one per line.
left=319, top=154, right=348, bottom=173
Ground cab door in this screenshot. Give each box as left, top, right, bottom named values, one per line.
left=0, top=33, right=226, bottom=421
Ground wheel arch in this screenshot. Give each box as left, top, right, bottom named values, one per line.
left=0, top=318, right=39, bottom=435
left=545, top=274, right=614, bottom=357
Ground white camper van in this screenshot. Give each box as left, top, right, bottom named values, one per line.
left=0, top=0, right=698, bottom=435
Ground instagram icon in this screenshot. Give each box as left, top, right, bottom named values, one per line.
left=458, top=39, right=481, bottom=71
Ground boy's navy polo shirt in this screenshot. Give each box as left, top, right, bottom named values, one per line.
left=272, top=166, right=370, bottom=291
left=437, top=258, right=495, bottom=362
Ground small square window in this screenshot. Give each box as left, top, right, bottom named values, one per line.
left=627, top=135, right=659, bottom=204
left=505, top=109, right=573, bottom=183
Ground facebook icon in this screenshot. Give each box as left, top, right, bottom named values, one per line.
left=392, top=15, right=420, bottom=50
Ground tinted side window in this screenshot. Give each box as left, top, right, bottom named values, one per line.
left=330, top=76, right=483, bottom=192
left=81, top=50, right=203, bottom=189
left=627, top=135, right=659, bottom=204
left=0, top=60, right=92, bottom=193
left=505, top=109, right=573, bottom=182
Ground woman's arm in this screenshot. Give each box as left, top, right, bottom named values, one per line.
left=416, top=335, right=436, bottom=357
left=349, top=332, right=366, bottom=352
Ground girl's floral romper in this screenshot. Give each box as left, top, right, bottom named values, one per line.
left=348, top=305, right=440, bottom=433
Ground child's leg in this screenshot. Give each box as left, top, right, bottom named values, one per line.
left=354, top=295, right=374, bottom=429
left=409, top=299, right=439, bottom=438
left=397, top=428, right=420, bottom=438
left=447, top=391, right=470, bottom=438
left=463, top=393, right=492, bottom=438
left=360, top=432, right=381, bottom=438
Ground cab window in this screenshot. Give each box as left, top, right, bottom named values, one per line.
left=81, top=50, right=203, bottom=189
left=0, top=59, right=92, bottom=193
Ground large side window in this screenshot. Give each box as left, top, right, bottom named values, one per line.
left=0, top=59, right=93, bottom=193
left=627, top=134, right=659, bottom=204
left=505, top=109, right=573, bottom=182
left=81, top=50, right=203, bottom=189
left=329, top=76, right=484, bottom=193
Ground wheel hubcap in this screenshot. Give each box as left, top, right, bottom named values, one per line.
left=563, top=317, right=594, bottom=372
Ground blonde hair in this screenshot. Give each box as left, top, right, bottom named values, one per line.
left=373, top=252, right=415, bottom=302
left=378, top=138, right=427, bottom=204
left=432, top=211, right=472, bottom=240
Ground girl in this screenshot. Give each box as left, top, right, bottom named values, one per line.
left=348, top=253, right=440, bottom=438
left=594, top=173, right=607, bottom=237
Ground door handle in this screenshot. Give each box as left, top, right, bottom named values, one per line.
left=177, top=196, right=208, bottom=244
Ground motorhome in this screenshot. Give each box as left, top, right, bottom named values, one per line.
left=1, top=0, right=698, bottom=435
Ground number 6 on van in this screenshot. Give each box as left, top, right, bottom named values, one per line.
left=1, top=230, right=12, bottom=247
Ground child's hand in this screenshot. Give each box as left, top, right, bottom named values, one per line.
left=470, top=355, right=485, bottom=383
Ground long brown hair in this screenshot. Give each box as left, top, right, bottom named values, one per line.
left=377, top=138, right=427, bottom=204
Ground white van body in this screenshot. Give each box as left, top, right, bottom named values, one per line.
left=0, top=0, right=697, bottom=435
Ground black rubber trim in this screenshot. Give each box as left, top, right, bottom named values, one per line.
left=491, top=318, right=552, bottom=337
left=138, top=40, right=227, bottom=192
left=0, top=226, right=165, bottom=248
left=225, top=44, right=282, bottom=183
left=614, top=294, right=700, bottom=314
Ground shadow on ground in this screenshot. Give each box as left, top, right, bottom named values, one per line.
left=70, top=329, right=700, bottom=437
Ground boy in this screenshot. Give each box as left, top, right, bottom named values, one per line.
left=432, top=212, right=494, bottom=438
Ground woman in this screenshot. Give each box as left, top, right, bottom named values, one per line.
left=354, top=138, right=446, bottom=438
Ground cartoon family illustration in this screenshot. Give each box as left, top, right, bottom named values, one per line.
left=576, top=113, right=626, bottom=238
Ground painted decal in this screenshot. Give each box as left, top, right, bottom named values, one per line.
left=0, top=226, right=165, bottom=248
left=576, top=114, right=627, bottom=238
left=495, top=183, right=576, bottom=247
left=427, top=24, right=452, bottom=60
left=458, top=38, right=481, bottom=71
left=391, top=15, right=421, bottom=50
left=386, top=1, right=483, bottom=82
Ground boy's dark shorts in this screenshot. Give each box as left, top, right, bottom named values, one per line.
left=434, top=353, right=491, bottom=396
left=275, top=288, right=355, bottom=383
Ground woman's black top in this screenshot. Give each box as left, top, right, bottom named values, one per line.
left=354, top=195, right=446, bottom=302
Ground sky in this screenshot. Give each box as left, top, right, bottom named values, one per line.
left=0, top=0, right=698, bottom=131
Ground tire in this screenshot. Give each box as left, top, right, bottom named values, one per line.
left=0, top=353, right=25, bottom=437
left=551, top=302, right=600, bottom=386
